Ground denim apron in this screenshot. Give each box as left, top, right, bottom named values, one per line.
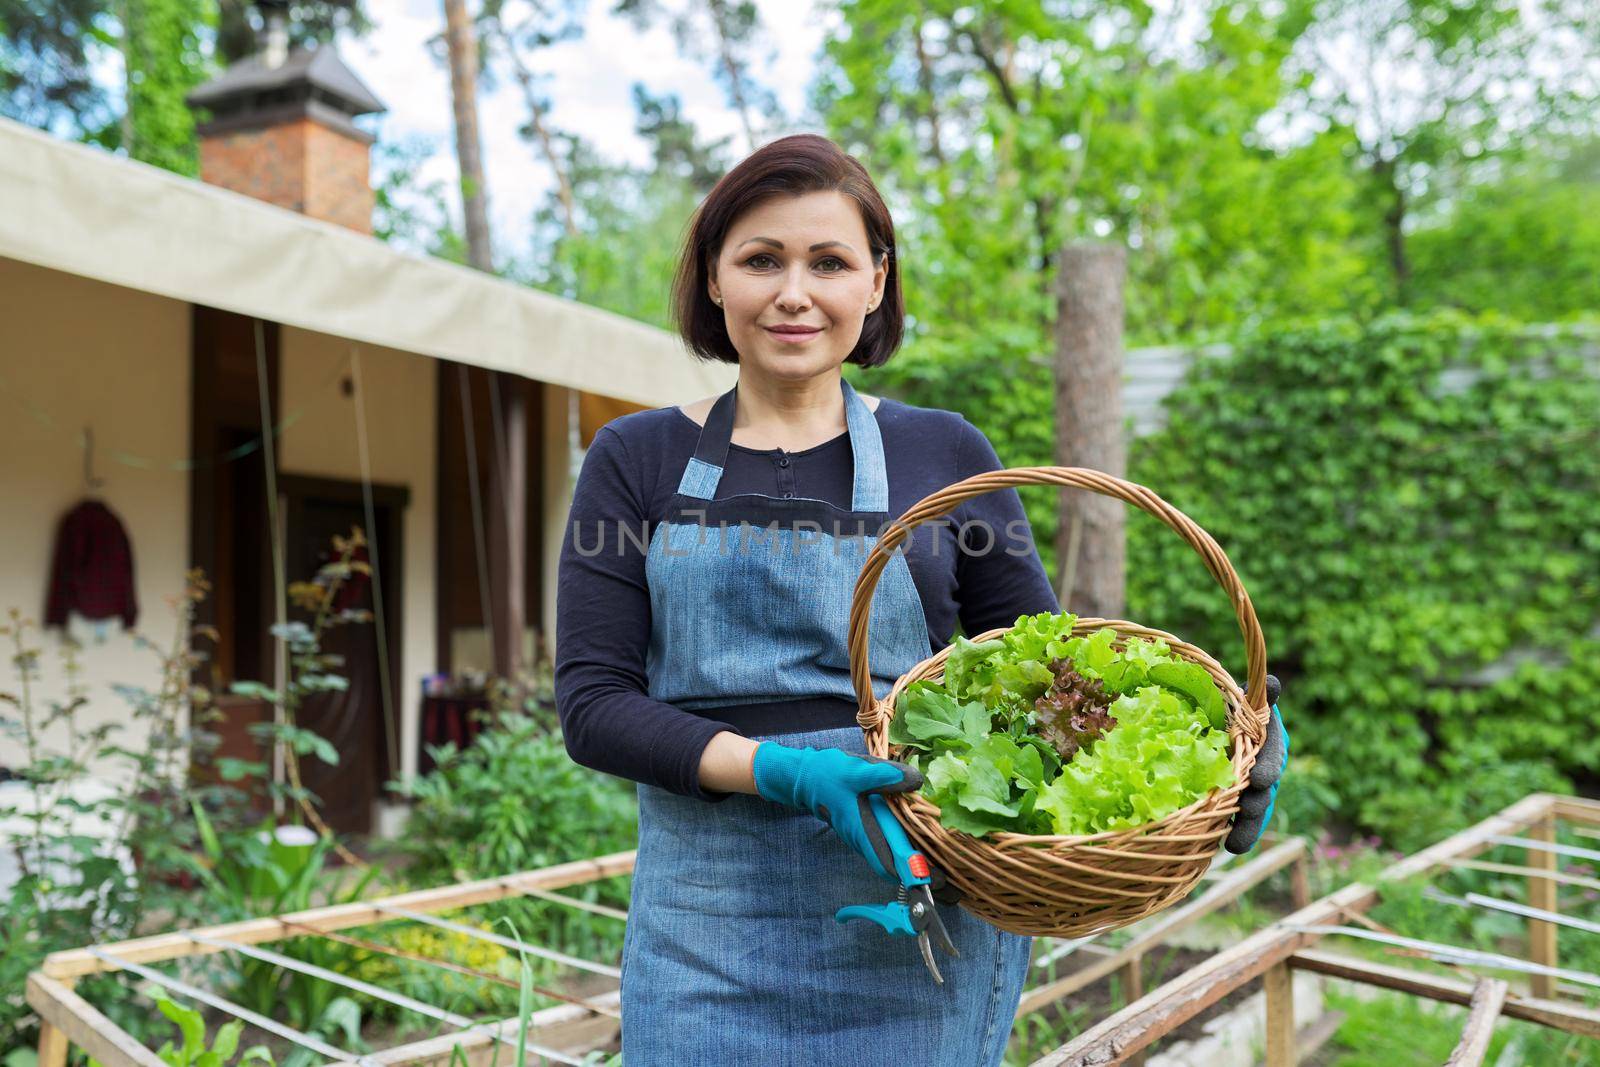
left=619, top=377, right=1033, bottom=1066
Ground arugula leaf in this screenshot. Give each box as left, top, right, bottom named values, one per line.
left=889, top=683, right=991, bottom=751
left=959, top=760, right=1021, bottom=817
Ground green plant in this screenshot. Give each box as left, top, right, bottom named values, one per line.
left=0, top=531, right=384, bottom=1051
left=90, top=991, right=275, bottom=1067
left=228, top=528, right=374, bottom=856
left=0, top=573, right=223, bottom=1049
left=1322, top=987, right=1515, bottom=1066
left=188, top=800, right=382, bottom=1040
left=387, top=708, right=637, bottom=1002
left=1124, top=313, right=1600, bottom=850
left=888, top=613, right=1233, bottom=836
left=342, top=912, right=520, bottom=1025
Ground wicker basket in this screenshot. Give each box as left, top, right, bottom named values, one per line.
left=849, top=466, right=1271, bottom=938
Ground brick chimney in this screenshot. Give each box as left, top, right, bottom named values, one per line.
left=185, top=26, right=386, bottom=234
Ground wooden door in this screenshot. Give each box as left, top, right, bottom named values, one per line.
left=281, top=476, right=407, bottom=837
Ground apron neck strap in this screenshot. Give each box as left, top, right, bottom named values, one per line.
left=674, top=377, right=889, bottom=512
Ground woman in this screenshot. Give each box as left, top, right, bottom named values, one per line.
left=554, top=134, right=1284, bottom=1064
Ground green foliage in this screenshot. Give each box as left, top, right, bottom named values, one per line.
left=1320, top=986, right=1516, bottom=1065
left=2, top=0, right=368, bottom=159
left=0, top=0, right=117, bottom=133
left=888, top=613, right=1233, bottom=836
left=1409, top=164, right=1600, bottom=321
left=1277, top=0, right=1600, bottom=303
left=1, top=536, right=373, bottom=1051
left=341, top=914, right=520, bottom=1023
left=387, top=707, right=638, bottom=999
left=816, top=0, right=1384, bottom=350
left=0, top=575, right=229, bottom=1050
left=1124, top=313, right=1600, bottom=851
left=231, top=528, right=374, bottom=817
left=523, top=148, right=711, bottom=326
left=89, top=992, right=276, bottom=1067
left=392, top=709, right=638, bottom=883
left=372, top=133, right=464, bottom=257
left=117, top=0, right=211, bottom=173
left=186, top=802, right=381, bottom=1047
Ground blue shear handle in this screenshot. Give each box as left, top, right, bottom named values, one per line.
left=859, top=792, right=932, bottom=888
left=836, top=901, right=916, bottom=937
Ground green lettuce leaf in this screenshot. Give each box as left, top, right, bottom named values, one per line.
left=889, top=683, right=991, bottom=751
left=897, top=610, right=1235, bottom=840
left=1149, top=661, right=1229, bottom=732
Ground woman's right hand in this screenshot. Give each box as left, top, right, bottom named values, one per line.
left=751, top=742, right=923, bottom=881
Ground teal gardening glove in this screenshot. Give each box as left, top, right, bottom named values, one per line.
left=1224, top=673, right=1289, bottom=854
left=751, top=742, right=921, bottom=882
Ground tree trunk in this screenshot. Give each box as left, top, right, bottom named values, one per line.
left=706, top=0, right=758, bottom=152
left=913, top=14, right=944, bottom=165
left=1054, top=241, right=1128, bottom=619
left=443, top=0, right=494, bottom=271
left=490, top=18, right=578, bottom=239
left=1374, top=156, right=1409, bottom=305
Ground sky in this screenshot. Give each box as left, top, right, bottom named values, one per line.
left=342, top=0, right=836, bottom=259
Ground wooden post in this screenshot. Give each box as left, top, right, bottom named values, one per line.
left=1290, top=854, right=1312, bottom=910
left=38, top=1021, right=69, bottom=1067
left=35, top=971, right=73, bottom=1067
left=1120, top=956, right=1146, bottom=1067
left=487, top=373, right=527, bottom=684
left=1529, top=816, right=1558, bottom=998
left=1053, top=241, right=1128, bottom=617
left=1446, top=977, right=1508, bottom=1066
left=1265, top=961, right=1295, bottom=1067
left=1291, top=949, right=1600, bottom=1038
left=28, top=973, right=166, bottom=1067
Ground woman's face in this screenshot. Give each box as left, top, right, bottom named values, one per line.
left=708, top=190, right=888, bottom=383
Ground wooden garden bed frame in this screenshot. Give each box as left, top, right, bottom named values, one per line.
left=26, top=832, right=1311, bottom=1065
left=29, top=852, right=638, bottom=1067
left=1033, top=792, right=1600, bottom=1067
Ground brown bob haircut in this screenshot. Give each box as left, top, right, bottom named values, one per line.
left=671, top=133, right=905, bottom=368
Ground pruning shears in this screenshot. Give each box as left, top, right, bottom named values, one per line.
left=834, top=790, right=962, bottom=984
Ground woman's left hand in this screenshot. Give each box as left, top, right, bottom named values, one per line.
left=1224, top=673, right=1289, bottom=854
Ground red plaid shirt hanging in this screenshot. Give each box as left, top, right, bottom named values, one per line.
left=43, top=500, right=138, bottom=629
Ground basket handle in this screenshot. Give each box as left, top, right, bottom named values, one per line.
left=848, top=466, right=1267, bottom=730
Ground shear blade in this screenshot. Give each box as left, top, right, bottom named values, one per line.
left=918, top=932, right=945, bottom=984
left=913, top=886, right=960, bottom=958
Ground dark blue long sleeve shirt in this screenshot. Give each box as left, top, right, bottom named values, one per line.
left=553, top=394, right=1060, bottom=800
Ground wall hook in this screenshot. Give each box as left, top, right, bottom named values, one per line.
left=83, top=425, right=105, bottom=491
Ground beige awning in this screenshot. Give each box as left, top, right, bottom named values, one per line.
left=0, top=116, right=735, bottom=408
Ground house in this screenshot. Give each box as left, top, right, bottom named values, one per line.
left=0, top=41, right=735, bottom=838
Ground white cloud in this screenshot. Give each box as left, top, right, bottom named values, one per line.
left=346, top=0, right=827, bottom=261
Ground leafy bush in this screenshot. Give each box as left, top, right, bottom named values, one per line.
left=0, top=535, right=377, bottom=1052
left=1123, top=313, right=1600, bottom=850
left=342, top=915, right=518, bottom=1022
left=0, top=578, right=226, bottom=1049
left=392, top=708, right=637, bottom=883
left=387, top=708, right=638, bottom=993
